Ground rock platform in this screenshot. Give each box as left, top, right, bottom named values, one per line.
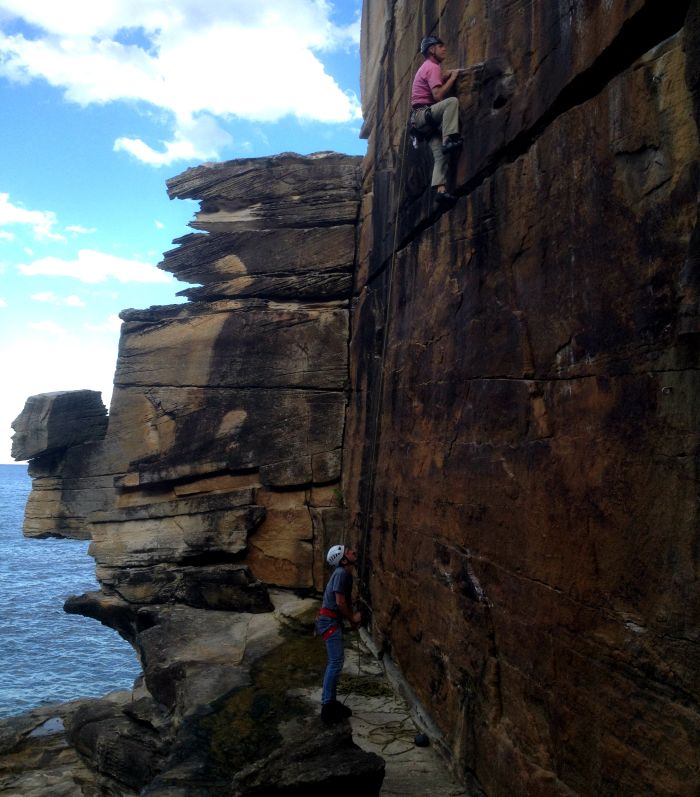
left=0, top=604, right=467, bottom=796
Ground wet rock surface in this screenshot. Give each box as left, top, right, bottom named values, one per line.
left=0, top=614, right=469, bottom=797
left=0, top=696, right=139, bottom=796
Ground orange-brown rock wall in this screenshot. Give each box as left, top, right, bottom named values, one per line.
left=347, top=1, right=700, bottom=794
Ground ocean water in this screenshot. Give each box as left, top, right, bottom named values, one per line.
left=0, top=463, right=141, bottom=718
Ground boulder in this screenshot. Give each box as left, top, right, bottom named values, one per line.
left=229, top=721, right=385, bottom=797
left=11, top=390, right=107, bottom=461
left=67, top=694, right=171, bottom=792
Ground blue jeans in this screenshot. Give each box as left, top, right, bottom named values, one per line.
left=321, top=629, right=344, bottom=704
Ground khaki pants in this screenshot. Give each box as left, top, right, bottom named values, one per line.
left=412, top=96, right=459, bottom=187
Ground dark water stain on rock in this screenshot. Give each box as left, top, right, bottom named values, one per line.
left=201, top=616, right=328, bottom=777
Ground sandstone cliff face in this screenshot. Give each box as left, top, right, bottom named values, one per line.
left=9, top=152, right=372, bottom=793
left=10, top=3, right=700, bottom=795
left=347, top=1, right=700, bottom=795
left=13, top=152, right=361, bottom=600
left=12, top=152, right=362, bottom=720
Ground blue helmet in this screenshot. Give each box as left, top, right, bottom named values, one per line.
left=420, top=35, right=443, bottom=56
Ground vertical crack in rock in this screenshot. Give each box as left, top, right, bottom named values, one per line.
left=349, top=2, right=700, bottom=795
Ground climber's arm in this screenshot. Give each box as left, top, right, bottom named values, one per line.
left=431, top=69, right=460, bottom=102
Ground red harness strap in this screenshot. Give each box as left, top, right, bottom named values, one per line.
left=319, top=607, right=340, bottom=640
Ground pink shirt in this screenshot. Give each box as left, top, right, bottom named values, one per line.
left=411, top=59, right=443, bottom=106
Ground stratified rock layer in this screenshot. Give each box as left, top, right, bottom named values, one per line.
left=9, top=4, right=700, bottom=795
left=347, top=2, right=700, bottom=796
left=13, top=152, right=361, bottom=599
left=11, top=391, right=108, bottom=539
left=9, top=152, right=363, bottom=791
left=11, top=390, right=107, bottom=462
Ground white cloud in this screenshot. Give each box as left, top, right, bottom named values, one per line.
left=0, top=297, right=7, bottom=307
left=85, top=314, right=123, bottom=333
left=0, top=1, right=362, bottom=165
left=31, top=291, right=86, bottom=307
left=66, top=224, right=96, bottom=235
left=18, top=249, right=171, bottom=284
left=0, top=192, right=65, bottom=241
left=30, top=291, right=53, bottom=302
left=0, top=230, right=15, bottom=241
left=28, top=319, right=67, bottom=335
left=114, top=114, right=233, bottom=167
left=154, top=220, right=164, bottom=229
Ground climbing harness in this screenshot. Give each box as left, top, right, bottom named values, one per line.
left=318, top=606, right=340, bottom=640
left=408, top=105, right=436, bottom=148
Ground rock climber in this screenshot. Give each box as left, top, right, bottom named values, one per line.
left=410, top=35, right=463, bottom=205
left=317, top=544, right=362, bottom=724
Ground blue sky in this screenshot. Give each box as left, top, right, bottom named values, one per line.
left=0, top=0, right=366, bottom=463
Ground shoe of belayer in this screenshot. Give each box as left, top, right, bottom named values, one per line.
left=320, top=699, right=352, bottom=724
left=332, top=699, right=352, bottom=717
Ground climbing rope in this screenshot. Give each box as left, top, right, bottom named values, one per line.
left=358, top=117, right=411, bottom=602
left=356, top=23, right=452, bottom=606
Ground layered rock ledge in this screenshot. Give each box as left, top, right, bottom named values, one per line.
left=9, top=152, right=375, bottom=793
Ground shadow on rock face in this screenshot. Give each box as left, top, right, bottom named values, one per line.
left=143, top=618, right=385, bottom=796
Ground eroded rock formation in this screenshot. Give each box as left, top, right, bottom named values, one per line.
left=11, top=390, right=108, bottom=539
left=8, top=152, right=378, bottom=793
left=347, top=1, right=700, bottom=795
left=13, top=152, right=361, bottom=599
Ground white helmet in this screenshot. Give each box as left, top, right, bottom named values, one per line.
left=326, top=544, right=345, bottom=567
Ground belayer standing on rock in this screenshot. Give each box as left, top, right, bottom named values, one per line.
left=410, top=35, right=463, bottom=205
left=317, top=544, right=362, bottom=724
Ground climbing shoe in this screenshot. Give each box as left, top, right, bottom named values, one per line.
left=321, top=702, right=344, bottom=724
left=331, top=700, right=352, bottom=717
left=435, top=190, right=458, bottom=206
left=442, top=135, right=462, bottom=154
